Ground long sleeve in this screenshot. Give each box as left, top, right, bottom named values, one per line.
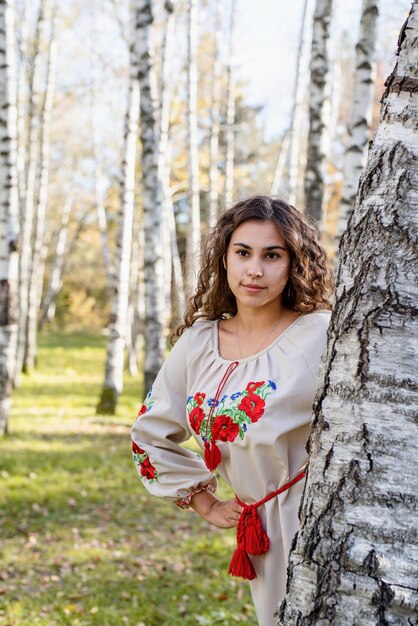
left=131, top=329, right=214, bottom=505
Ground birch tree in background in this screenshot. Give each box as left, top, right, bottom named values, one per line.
left=185, top=0, right=200, bottom=297
left=15, top=0, right=45, bottom=379
left=39, top=192, right=74, bottom=329
left=224, top=0, right=237, bottom=208
left=97, top=72, right=139, bottom=414
left=287, top=0, right=312, bottom=206
left=16, top=1, right=29, bottom=218
left=278, top=4, right=418, bottom=622
left=24, top=22, right=57, bottom=371
left=304, top=0, right=333, bottom=228
left=336, top=0, right=379, bottom=242
left=208, top=0, right=223, bottom=226
left=134, top=0, right=165, bottom=391
left=0, top=0, right=19, bottom=434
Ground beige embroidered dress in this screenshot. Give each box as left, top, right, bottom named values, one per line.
left=131, top=311, right=331, bottom=626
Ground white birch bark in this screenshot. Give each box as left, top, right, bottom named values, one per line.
left=224, top=0, right=237, bottom=209
left=39, top=193, right=74, bottom=329
left=158, top=0, right=176, bottom=329
left=278, top=4, right=418, bottom=623
left=16, top=0, right=29, bottom=221
left=304, top=0, right=333, bottom=228
left=270, top=129, right=290, bottom=196
left=208, top=0, right=223, bottom=226
left=287, top=0, right=312, bottom=205
left=24, top=30, right=57, bottom=371
left=0, top=0, right=19, bottom=435
left=97, top=76, right=139, bottom=414
left=134, top=0, right=165, bottom=391
left=185, top=0, right=200, bottom=297
left=15, top=0, right=45, bottom=380
left=337, top=0, right=379, bottom=241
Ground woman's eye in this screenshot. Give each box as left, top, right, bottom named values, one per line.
left=237, top=250, right=249, bottom=257
left=266, top=252, right=279, bottom=259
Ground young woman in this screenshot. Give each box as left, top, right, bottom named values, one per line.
left=131, top=195, right=333, bottom=626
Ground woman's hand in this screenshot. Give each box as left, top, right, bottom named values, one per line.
left=191, top=488, right=243, bottom=528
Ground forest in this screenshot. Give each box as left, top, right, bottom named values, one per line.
left=0, top=0, right=416, bottom=624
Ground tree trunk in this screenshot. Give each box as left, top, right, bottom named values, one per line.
left=337, top=0, right=379, bottom=241
left=15, top=0, right=45, bottom=381
left=287, top=0, right=312, bottom=206
left=39, top=193, right=74, bottom=329
left=304, top=0, right=333, bottom=228
left=97, top=76, right=139, bottom=414
left=224, top=0, right=237, bottom=209
left=270, top=129, right=290, bottom=196
left=185, top=0, right=200, bottom=298
left=16, top=0, right=29, bottom=223
left=133, top=0, right=165, bottom=391
left=0, top=0, right=19, bottom=434
left=208, top=0, right=223, bottom=226
left=278, top=4, right=418, bottom=623
left=24, top=29, right=57, bottom=371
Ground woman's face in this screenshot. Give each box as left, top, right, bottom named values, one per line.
left=225, top=219, right=291, bottom=313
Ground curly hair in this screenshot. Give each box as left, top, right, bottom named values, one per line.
left=172, top=195, right=333, bottom=343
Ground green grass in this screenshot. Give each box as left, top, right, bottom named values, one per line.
left=0, top=331, right=256, bottom=625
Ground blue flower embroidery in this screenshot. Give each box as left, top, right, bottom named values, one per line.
left=268, top=380, right=277, bottom=391
left=207, top=398, right=219, bottom=407
left=230, top=392, right=242, bottom=400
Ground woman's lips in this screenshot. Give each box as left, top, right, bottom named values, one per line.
left=242, top=283, right=265, bottom=292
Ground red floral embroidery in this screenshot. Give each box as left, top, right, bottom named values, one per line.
left=189, top=406, right=206, bottom=434
left=246, top=381, right=265, bottom=393
left=212, top=414, right=239, bottom=442
left=132, top=440, right=158, bottom=481
left=194, top=392, right=206, bottom=406
left=137, top=404, right=147, bottom=417
left=238, top=393, right=265, bottom=423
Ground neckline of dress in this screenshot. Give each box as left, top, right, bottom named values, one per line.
left=213, top=312, right=308, bottom=364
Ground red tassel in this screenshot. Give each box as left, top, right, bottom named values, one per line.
left=204, top=441, right=222, bottom=471
left=244, top=507, right=270, bottom=555
left=228, top=547, right=257, bottom=580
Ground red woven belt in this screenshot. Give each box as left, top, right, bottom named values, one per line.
left=228, top=469, right=306, bottom=580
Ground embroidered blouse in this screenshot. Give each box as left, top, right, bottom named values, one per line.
left=131, top=311, right=330, bottom=626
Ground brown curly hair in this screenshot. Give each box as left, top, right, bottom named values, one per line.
left=172, top=195, right=333, bottom=343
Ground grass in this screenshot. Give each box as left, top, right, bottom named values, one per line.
left=0, top=331, right=256, bottom=626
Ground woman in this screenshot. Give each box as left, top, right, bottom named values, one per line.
left=131, top=195, right=333, bottom=626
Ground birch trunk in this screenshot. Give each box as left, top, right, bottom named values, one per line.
left=24, top=31, right=57, bottom=372
left=39, top=193, right=74, bottom=329
left=15, top=0, right=45, bottom=381
left=337, top=0, right=379, bottom=241
left=208, top=0, right=223, bottom=226
left=97, top=76, right=139, bottom=414
left=224, top=0, right=236, bottom=209
left=158, top=0, right=176, bottom=329
left=278, top=4, right=418, bottom=623
left=134, top=0, right=165, bottom=391
left=16, top=0, right=29, bottom=221
left=0, top=0, right=19, bottom=435
left=270, top=129, right=290, bottom=196
left=304, top=0, right=333, bottom=227
left=185, top=0, right=200, bottom=297
left=287, top=0, right=312, bottom=205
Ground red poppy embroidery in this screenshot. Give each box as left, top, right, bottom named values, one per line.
left=132, top=440, right=158, bottom=482
left=189, top=406, right=206, bottom=434
left=238, top=393, right=265, bottom=423
left=137, top=404, right=147, bottom=417
left=194, top=392, right=206, bottom=406
left=246, top=381, right=265, bottom=393
left=212, top=414, right=240, bottom=442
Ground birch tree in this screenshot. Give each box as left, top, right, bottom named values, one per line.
left=0, top=0, right=19, bottom=434
left=208, top=0, right=223, bottom=225
left=15, top=0, right=46, bottom=379
left=337, top=0, right=379, bottom=240
left=185, top=0, right=200, bottom=297
left=278, top=4, right=418, bottom=622
left=24, top=24, right=57, bottom=371
left=224, top=0, right=237, bottom=208
left=304, top=0, right=333, bottom=228
left=134, top=0, right=165, bottom=391
left=97, top=74, right=139, bottom=414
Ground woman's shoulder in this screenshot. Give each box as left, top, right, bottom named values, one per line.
left=284, top=309, right=331, bottom=354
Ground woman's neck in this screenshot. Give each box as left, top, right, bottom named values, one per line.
left=234, top=304, right=286, bottom=334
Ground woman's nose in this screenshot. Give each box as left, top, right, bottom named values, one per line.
left=247, top=264, right=263, bottom=278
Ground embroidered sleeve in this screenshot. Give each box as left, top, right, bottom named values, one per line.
left=175, top=481, right=217, bottom=509
left=131, top=329, right=214, bottom=504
